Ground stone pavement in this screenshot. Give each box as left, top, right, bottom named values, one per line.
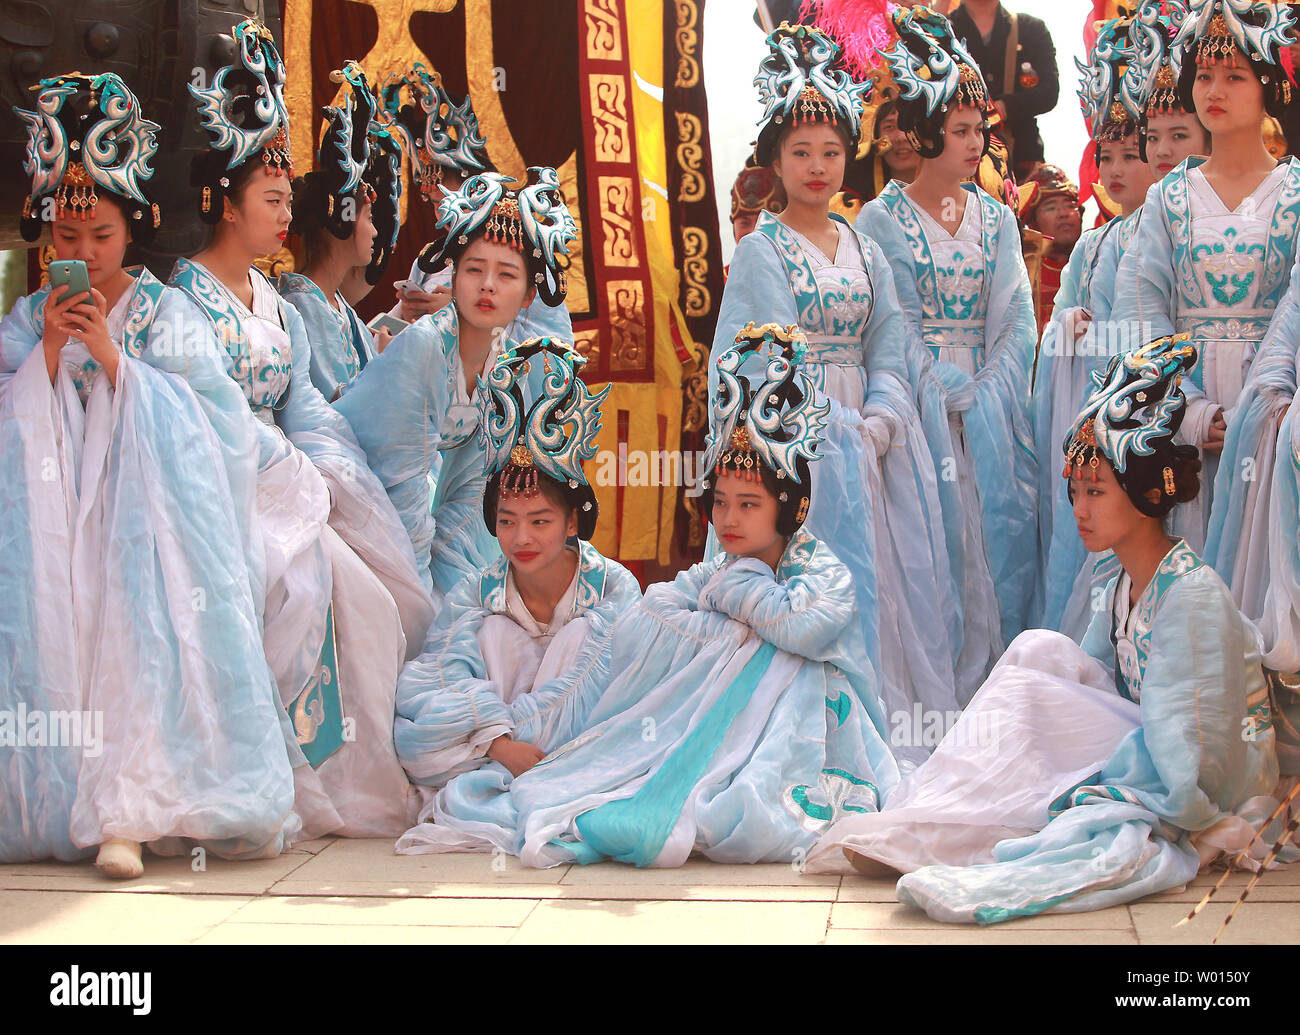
left=1, top=837, right=1296, bottom=944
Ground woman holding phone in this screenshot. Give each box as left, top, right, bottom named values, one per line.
left=0, top=71, right=297, bottom=876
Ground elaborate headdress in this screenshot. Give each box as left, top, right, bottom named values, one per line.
left=363, top=110, right=404, bottom=285
left=15, top=72, right=161, bottom=243
left=428, top=167, right=576, bottom=306
left=291, top=62, right=377, bottom=241
left=885, top=6, right=991, bottom=160
left=701, top=323, right=830, bottom=536
left=1079, top=15, right=1140, bottom=143
left=1018, top=164, right=1082, bottom=226
left=189, top=18, right=292, bottom=224
left=1063, top=333, right=1199, bottom=513
left=477, top=338, right=609, bottom=540
left=1172, top=0, right=1295, bottom=113
left=381, top=64, right=492, bottom=205
left=1123, top=0, right=1190, bottom=118
left=753, top=22, right=872, bottom=166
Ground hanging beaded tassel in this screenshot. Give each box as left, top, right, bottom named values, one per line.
left=485, top=196, right=524, bottom=250
left=1063, top=420, right=1103, bottom=483
left=1196, top=13, right=1238, bottom=65
left=56, top=162, right=98, bottom=219
left=718, top=425, right=761, bottom=480
left=502, top=442, right=540, bottom=498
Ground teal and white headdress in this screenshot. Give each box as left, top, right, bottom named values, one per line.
left=1079, top=15, right=1139, bottom=142
left=885, top=7, right=991, bottom=159
left=477, top=338, right=608, bottom=539
left=380, top=64, right=491, bottom=205
left=1063, top=333, right=1198, bottom=511
left=1123, top=0, right=1189, bottom=117
left=189, top=18, right=293, bottom=223
left=364, top=108, right=404, bottom=285
left=429, top=167, right=577, bottom=306
left=15, top=71, right=161, bottom=242
left=753, top=22, right=872, bottom=165
left=704, top=323, right=830, bottom=531
left=291, top=61, right=376, bottom=240
left=1172, top=0, right=1294, bottom=69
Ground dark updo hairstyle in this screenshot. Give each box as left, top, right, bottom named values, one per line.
left=698, top=450, right=813, bottom=538
left=483, top=469, right=598, bottom=541
left=1136, top=106, right=1211, bottom=164
left=1117, top=442, right=1202, bottom=519
left=1175, top=30, right=1292, bottom=125
left=190, top=143, right=284, bottom=227
left=20, top=82, right=160, bottom=246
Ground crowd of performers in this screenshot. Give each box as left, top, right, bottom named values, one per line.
left=2, top=2, right=1298, bottom=927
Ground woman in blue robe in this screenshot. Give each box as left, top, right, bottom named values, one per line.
left=1035, top=6, right=1180, bottom=636
left=337, top=166, right=577, bottom=607
left=0, top=72, right=295, bottom=875
left=390, top=341, right=642, bottom=850
left=857, top=7, right=1038, bottom=693
left=278, top=63, right=399, bottom=401
left=172, top=18, right=435, bottom=839
left=711, top=23, right=959, bottom=765
left=808, top=334, right=1293, bottom=922
left=377, top=65, right=570, bottom=342
left=1111, top=0, right=1300, bottom=567
left=400, top=325, right=900, bottom=865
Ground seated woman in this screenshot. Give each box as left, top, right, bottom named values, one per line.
left=398, top=325, right=900, bottom=866
left=378, top=65, right=570, bottom=342
left=171, top=19, right=434, bottom=838
left=391, top=339, right=641, bottom=807
left=806, top=334, right=1292, bottom=923
left=278, top=62, right=402, bottom=401
left=337, top=165, right=577, bottom=605
left=0, top=72, right=294, bottom=876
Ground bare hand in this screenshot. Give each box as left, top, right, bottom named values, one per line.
left=487, top=735, right=546, bottom=778
left=398, top=285, right=451, bottom=322
left=41, top=283, right=89, bottom=357
left=1203, top=409, right=1227, bottom=454
left=373, top=326, right=394, bottom=354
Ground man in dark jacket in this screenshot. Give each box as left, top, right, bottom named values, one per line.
left=949, top=0, right=1059, bottom=179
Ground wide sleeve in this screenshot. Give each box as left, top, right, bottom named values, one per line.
left=275, top=300, right=436, bottom=645
left=279, top=285, right=349, bottom=403
left=333, top=309, right=453, bottom=593
left=510, top=563, right=645, bottom=749
left=1096, top=574, right=1278, bottom=827
left=391, top=575, right=512, bottom=786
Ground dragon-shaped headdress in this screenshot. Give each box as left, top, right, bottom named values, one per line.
left=15, top=72, right=161, bottom=242
left=1172, top=0, right=1295, bottom=69
left=885, top=7, right=992, bottom=159
left=1063, top=333, right=1198, bottom=505
left=189, top=18, right=292, bottom=222
left=363, top=105, right=404, bottom=285
left=380, top=64, right=491, bottom=205
left=291, top=62, right=378, bottom=242
left=428, top=167, right=576, bottom=307
left=702, top=324, right=830, bottom=532
left=477, top=338, right=608, bottom=540
left=754, top=22, right=872, bottom=166
left=1123, top=0, right=1190, bottom=117
left=1079, top=14, right=1140, bottom=142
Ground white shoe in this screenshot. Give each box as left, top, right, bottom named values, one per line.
left=95, top=839, right=144, bottom=880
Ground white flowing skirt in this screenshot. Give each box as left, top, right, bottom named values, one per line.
left=805, top=630, right=1142, bottom=874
